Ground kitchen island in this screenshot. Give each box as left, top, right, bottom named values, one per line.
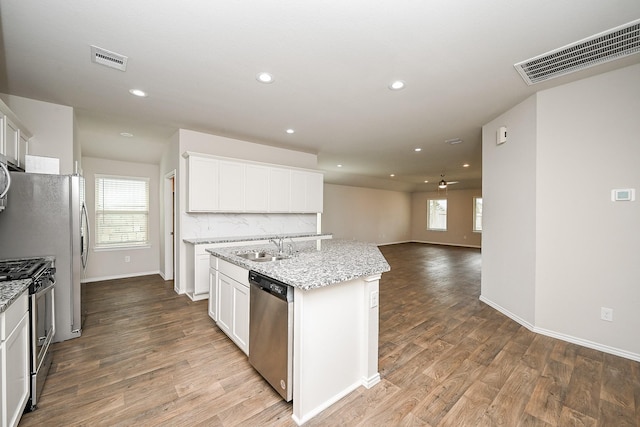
left=208, top=239, right=390, bottom=425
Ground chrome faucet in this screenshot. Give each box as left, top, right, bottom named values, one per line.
left=269, top=237, right=285, bottom=255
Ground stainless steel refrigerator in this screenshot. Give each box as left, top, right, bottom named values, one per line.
left=0, top=172, right=88, bottom=342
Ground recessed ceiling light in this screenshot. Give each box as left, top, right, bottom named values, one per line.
left=463, top=163, right=470, bottom=168
left=414, top=148, right=422, bottom=152
left=256, top=72, right=274, bottom=84
left=446, top=138, right=463, bottom=145
left=424, top=180, right=429, bottom=183
left=390, top=174, right=395, bottom=177
left=286, top=128, right=295, bottom=134
left=389, top=80, right=406, bottom=90
left=337, top=164, right=343, bottom=168
left=129, top=88, right=147, bottom=97
left=120, top=132, right=134, bottom=137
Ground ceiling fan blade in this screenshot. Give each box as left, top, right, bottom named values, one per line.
left=448, top=181, right=459, bottom=185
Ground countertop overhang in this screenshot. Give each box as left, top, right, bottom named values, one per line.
left=207, top=239, right=390, bottom=290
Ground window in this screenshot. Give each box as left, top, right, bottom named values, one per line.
left=95, top=175, right=149, bottom=248
left=473, top=197, right=483, bottom=232
left=427, top=199, right=447, bottom=230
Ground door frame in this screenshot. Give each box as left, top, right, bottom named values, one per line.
left=163, top=169, right=176, bottom=281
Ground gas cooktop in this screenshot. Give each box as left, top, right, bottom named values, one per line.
left=0, top=258, right=50, bottom=282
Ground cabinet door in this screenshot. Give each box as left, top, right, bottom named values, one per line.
left=269, top=168, right=290, bottom=212
left=0, top=115, right=5, bottom=155
left=290, top=170, right=307, bottom=212
left=18, top=132, right=29, bottom=169
left=306, top=171, right=324, bottom=213
left=244, top=164, right=269, bottom=212
left=4, top=118, right=19, bottom=164
left=188, top=156, right=219, bottom=212
left=5, top=312, right=30, bottom=427
left=217, top=273, right=234, bottom=336
left=218, top=160, right=245, bottom=211
left=208, top=268, right=218, bottom=321
left=195, top=254, right=210, bottom=296
left=232, top=281, right=250, bottom=355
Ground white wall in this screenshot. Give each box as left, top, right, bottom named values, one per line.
left=411, top=188, right=483, bottom=248
left=535, top=64, right=640, bottom=358
left=481, top=64, right=640, bottom=360
left=481, top=95, right=538, bottom=326
left=0, top=93, right=76, bottom=174
left=322, top=183, right=411, bottom=245
left=82, top=156, right=161, bottom=281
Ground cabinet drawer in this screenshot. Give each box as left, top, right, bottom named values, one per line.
left=210, top=255, right=218, bottom=270
left=1, top=290, right=28, bottom=340
left=218, top=258, right=249, bottom=286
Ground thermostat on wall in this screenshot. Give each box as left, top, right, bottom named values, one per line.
left=611, top=189, right=635, bottom=201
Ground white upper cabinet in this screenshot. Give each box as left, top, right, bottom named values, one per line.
left=268, top=167, right=291, bottom=212
left=244, top=164, right=269, bottom=212
left=0, top=99, right=31, bottom=168
left=187, top=155, right=219, bottom=212
left=218, top=160, right=244, bottom=211
left=184, top=152, right=323, bottom=213
left=4, top=118, right=19, bottom=164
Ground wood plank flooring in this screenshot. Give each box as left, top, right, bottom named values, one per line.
left=19, top=243, right=640, bottom=426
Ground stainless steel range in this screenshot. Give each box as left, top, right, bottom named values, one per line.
left=0, top=257, right=55, bottom=411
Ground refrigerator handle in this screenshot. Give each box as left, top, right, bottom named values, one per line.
left=81, top=202, right=90, bottom=270
left=0, top=162, right=10, bottom=198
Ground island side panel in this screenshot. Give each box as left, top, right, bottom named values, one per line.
left=362, top=274, right=381, bottom=387
left=292, top=276, right=379, bottom=424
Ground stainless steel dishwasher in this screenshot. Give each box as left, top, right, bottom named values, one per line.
left=248, top=270, right=294, bottom=401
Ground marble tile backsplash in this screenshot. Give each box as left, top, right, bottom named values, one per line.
left=182, top=212, right=318, bottom=239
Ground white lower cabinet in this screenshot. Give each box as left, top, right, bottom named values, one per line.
left=213, top=258, right=250, bottom=355
left=1, top=290, right=30, bottom=427
left=208, top=267, right=218, bottom=321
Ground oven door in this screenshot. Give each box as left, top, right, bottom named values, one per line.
left=32, top=281, right=55, bottom=373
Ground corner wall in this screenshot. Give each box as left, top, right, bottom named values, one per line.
left=481, top=63, right=640, bottom=360
left=82, top=156, right=161, bottom=281
left=323, top=183, right=411, bottom=244
left=410, top=188, right=483, bottom=248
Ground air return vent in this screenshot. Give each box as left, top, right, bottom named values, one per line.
left=90, top=45, right=128, bottom=71
left=514, top=19, right=640, bottom=85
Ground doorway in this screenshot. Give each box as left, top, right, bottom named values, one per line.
left=164, top=170, right=176, bottom=283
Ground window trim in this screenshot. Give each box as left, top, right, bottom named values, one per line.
left=427, top=198, right=448, bottom=231
left=94, top=174, right=150, bottom=250
left=473, top=197, right=483, bottom=233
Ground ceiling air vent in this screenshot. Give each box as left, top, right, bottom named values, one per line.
left=90, top=45, right=128, bottom=71
left=514, top=19, right=640, bottom=85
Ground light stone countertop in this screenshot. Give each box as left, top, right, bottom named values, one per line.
left=184, top=232, right=332, bottom=245
left=207, top=239, right=390, bottom=290
left=0, top=279, right=30, bottom=313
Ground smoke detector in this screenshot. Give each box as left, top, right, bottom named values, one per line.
left=90, top=45, right=128, bottom=71
left=514, top=19, right=640, bottom=85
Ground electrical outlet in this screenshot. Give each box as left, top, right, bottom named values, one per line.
left=124, top=256, right=131, bottom=263
left=370, top=290, right=379, bottom=309
left=600, top=307, right=613, bottom=322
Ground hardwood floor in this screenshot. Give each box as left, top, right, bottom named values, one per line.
left=19, top=243, right=640, bottom=426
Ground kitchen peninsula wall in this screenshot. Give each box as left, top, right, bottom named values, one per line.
left=160, top=129, right=321, bottom=295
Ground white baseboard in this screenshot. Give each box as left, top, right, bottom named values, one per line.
left=377, top=240, right=412, bottom=246
left=479, top=295, right=640, bottom=363
left=411, top=240, right=481, bottom=249
left=292, top=380, right=361, bottom=426
left=81, top=270, right=162, bottom=283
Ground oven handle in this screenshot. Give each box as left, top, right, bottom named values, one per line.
left=0, top=162, right=10, bottom=199
left=35, top=281, right=55, bottom=298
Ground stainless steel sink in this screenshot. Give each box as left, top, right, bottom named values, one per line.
left=236, top=251, right=289, bottom=262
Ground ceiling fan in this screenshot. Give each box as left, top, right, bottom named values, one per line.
left=438, top=174, right=459, bottom=189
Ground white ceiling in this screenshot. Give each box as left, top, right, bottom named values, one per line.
left=1, top=1, right=639, bottom=192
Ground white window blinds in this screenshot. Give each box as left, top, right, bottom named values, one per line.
left=95, top=175, right=149, bottom=248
